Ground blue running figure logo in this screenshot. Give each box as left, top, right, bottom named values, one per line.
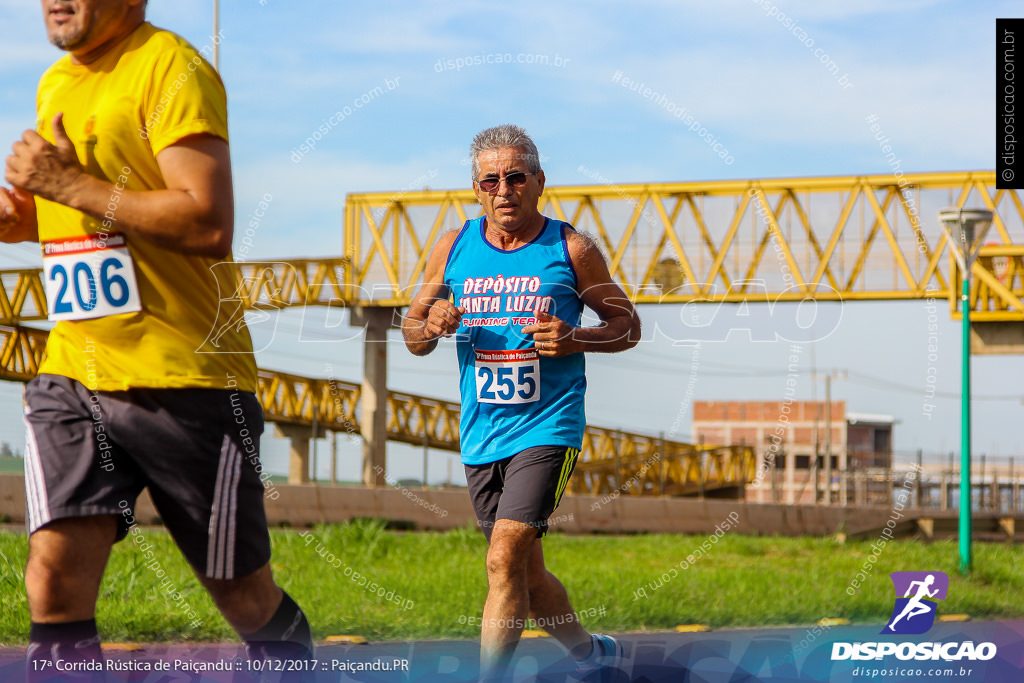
left=883, top=571, right=949, bottom=635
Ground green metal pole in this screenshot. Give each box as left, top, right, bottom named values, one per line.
left=959, top=276, right=972, bottom=574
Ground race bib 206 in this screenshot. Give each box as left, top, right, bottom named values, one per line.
left=43, top=233, right=142, bottom=321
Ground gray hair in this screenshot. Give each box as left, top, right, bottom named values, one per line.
left=469, top=124, right=542, bottom=183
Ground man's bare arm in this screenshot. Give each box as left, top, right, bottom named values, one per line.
left=5, top=113, right=233, bottom=258
left=402, top=230, right=464, bottom=356
left=0, top=186, right=38, bottom=243
left=524, top=229, right=641, bottom=355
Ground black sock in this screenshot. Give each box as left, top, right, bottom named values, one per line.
left=243, top=591, right=314, bottom=661
left=27, top=620, right=103, bottom=683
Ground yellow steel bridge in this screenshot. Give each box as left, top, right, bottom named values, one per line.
left=1, top=171, right=1020, bottom=496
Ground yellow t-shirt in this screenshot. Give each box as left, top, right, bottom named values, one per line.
left=34, top=22, right=257, bottom=392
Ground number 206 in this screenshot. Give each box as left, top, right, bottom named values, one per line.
left=50, top=257, right=132, bottom=313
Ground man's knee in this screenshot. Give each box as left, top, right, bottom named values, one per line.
left=486, top=544, right=521, bottom=580
left=27, top=518, right=117, bottom=577
left=485, top=523, right=535, bottom=580
left=26, top=517, right=117, bottom=619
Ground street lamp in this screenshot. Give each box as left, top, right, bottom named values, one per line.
left=938, top=207, right=993, bottom=574
left=212, top=0, right=219, bottom=70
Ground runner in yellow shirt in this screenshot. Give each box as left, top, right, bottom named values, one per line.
left=0, top=1, right=313, bottom=677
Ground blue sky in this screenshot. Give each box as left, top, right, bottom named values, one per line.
left=0, top=1, right=1021, bottom=483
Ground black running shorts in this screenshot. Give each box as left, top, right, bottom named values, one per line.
left=23, top=373, right=272, bottom=580
left=465, top=445, right=579, bottom=542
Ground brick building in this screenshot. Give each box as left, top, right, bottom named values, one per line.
left=693, top=400, right=894, bottom=504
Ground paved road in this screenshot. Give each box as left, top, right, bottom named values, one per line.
left=2, top=621, right=1022, bottom=682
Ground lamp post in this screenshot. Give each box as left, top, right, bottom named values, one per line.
left=938, top=207, right=993, bottom=574
left=212, top=0, right=219, bottom=70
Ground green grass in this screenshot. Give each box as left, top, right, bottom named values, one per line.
left=0, top=457, right=23, bottom=474
left=0, top=521, right=1022, bottom=645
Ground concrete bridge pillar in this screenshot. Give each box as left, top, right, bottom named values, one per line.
left=274, top=423, right=311, bottom=484
left=351, top=306, right=395, bottom=487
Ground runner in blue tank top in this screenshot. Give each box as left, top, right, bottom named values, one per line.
left=446, top=212, right=587, bottom=466
left=403, top=125, right=641, bottom=682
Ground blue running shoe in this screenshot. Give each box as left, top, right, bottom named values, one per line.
left=572, top=634, right=624, bottom=682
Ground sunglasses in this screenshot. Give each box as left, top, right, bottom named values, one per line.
left=476, top=172, right=535, bottom=193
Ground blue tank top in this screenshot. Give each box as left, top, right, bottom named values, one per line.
left=444, top=216, right=586, bottom=465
